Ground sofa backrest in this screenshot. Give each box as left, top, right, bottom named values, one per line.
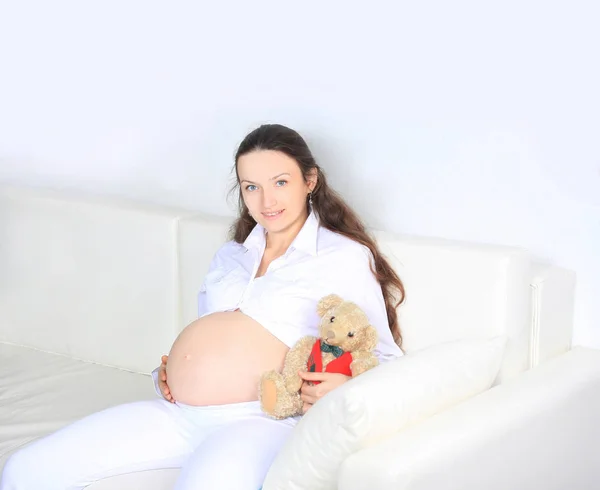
left=0, top=185, right=194, bottom=373
left=374, top=231, right=531, bottom=383
left=2, top=185, right=570, bottom=380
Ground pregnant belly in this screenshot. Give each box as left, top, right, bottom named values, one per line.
left=166, top=311, right=289, bottom=406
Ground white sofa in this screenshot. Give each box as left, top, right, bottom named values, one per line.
left=1, top=184, right=599, bottom=490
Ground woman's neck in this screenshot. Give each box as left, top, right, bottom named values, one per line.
left=264, top=211, right=308, bottom=256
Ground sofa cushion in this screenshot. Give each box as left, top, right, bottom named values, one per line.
left=0, top=342, right=157, bottom=472
left=262, top=336, right=506, bottom=490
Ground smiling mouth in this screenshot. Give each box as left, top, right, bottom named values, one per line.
left=262, top=210, right=284, bottom=217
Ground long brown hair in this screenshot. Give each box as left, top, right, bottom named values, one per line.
left=229, top=124, right=406, bottom=347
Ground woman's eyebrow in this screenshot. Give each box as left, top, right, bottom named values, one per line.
left=270, top=173, right=291, bottom=181
left=240, top=173, right=291, bottom=185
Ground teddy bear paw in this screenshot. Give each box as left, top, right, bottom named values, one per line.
left=260, top=378, right=279, bottom=414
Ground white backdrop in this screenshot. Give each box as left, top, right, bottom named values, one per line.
left=1, top=1, right=598, bottom=348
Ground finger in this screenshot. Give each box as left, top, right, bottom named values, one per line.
left=300, top=383, right=318, bottom=397
left=298, top=370, right=331, bottom=382
left=161, top=355, right=168, bottom=364
left=301, top=393, right=318, bottom=405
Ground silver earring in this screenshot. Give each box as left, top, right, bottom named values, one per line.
left=309, top=192, right=313, bottom=206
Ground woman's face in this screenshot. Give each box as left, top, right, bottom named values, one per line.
left=237, top=150, right=315, bottom=235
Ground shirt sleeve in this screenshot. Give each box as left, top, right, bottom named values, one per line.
left=325, top=244, right=404, bottom=362
left=151, top=367, right=166, bottom=399
left=197, top=241, right=237, bottom=319
left=197, top=255, right=217, bottom=319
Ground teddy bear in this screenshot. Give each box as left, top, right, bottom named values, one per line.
left=258, top=293, right=379, bottom=420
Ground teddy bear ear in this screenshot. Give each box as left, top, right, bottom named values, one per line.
left=317, top=294, right=345, bottom=317
left=359, top=325, right=379, bottom=352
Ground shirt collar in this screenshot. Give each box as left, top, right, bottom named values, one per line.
left=242, top=211, right=320, bottom=257
left=242, top=219, right=267, bottom=253
left=290, top=211, right=319, bottom=256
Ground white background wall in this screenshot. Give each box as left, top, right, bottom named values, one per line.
left=1, top=1, right=598, bottom=348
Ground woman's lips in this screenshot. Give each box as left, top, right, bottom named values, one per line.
left=262, top=209, right=284, bottom=220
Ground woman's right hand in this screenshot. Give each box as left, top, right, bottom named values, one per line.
left=158, top=355, right=175, bottom=403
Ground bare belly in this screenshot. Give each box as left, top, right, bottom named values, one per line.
left=166, top=311, right=289, bottom=406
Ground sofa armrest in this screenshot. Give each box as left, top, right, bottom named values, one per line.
left=530, top=263, right=576, bottom=367
left=338, top=347, right=600, bottom=490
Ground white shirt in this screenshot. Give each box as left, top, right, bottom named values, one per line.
left=198, top=211, right=403, bottom=362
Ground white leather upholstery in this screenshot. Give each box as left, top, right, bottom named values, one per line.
left=530, top=264, right=576, bottom=367
left=0, top=342, right=156, bottom=472
left=373, top=231, right=531, bottom=383
left=0, top=185, right=536, bottom=378
left=0, top=184, right=590, bottom=490
left=338, top=347, right=600, bottom=490
left=263, top=337, right=507, bottom=490
left=0, top=186, right=193, bottom=373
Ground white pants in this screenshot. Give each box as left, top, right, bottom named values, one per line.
left=0, top=398, right=295, bottom=490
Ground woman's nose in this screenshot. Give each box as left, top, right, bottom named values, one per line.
left=262, top=189, right=277, bottom=209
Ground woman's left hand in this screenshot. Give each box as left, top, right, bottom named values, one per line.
left=298, top=371, right=350, bottom=414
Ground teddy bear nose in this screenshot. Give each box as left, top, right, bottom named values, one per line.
left=326, top=330, right=336, bottom=339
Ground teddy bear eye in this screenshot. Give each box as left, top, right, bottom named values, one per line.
left=330, top=316, right=335, bottom=323
left=347, top=332, right=355, bottom=337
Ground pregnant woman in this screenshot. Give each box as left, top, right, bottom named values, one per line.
left=1, top=124, right=405, bottom=490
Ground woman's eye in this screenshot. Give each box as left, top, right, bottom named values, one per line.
left=245, top=184, right=258, bottom=192
left=275, top=180, right=287, bottom=187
